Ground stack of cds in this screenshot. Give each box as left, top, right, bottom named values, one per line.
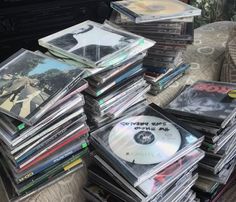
left=38, top=20, right=155, bottom=129
left=110, top=0, right=201, bottom=95
left=86, top=103, right=205, bottom=201
left=0, top=49, right=89, bottom=200
left=166, top=80, right=236, bottom=201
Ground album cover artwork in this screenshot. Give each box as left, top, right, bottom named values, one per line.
left=0, top=49, right=84, bottom=125
left=39, top=20, right=143, bottom=67
left=111, top=0, right=201, bottom=23
left=90, top=103, right=203, bottom=187
left=166, top=81, right=236, bottom=125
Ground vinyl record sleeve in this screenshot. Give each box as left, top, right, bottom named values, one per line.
left=0, top=49, right=84, bottom=126
left=166, top=80, right=236, bottom=126
left=90, top=103, right=204, bottom=186
left=39, top=20, right=144, bottom=68
left=111, top=0, right=201, bottom=23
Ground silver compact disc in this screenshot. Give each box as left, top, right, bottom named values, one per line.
left=108, top=115, right=181, bottom=165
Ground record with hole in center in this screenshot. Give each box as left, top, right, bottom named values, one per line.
left=108, top=115, right=181, bottom=165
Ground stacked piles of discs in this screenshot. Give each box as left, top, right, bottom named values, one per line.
left=0, top=49, right=90, bottom=200
left=84, top=57, right=151, bottom=129
left=110, top=0, right=201, bottom=95
left=166, top=80, right=236, bottom=201
left=86, top=103, right=205, bottom=201
left=38, top=20, right=156, bottom=129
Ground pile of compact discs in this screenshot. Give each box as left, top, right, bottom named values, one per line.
left=85, top=103, right=205, bottom=201
left=166, top=80, right=236, bottom=201
left=0, top=49, right=90, bottom=200
left=110, top=0, right=201, bottom=95
left=38, top=20, right=156, bottom=129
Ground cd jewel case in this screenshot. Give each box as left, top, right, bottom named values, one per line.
left=90, top=103, right=204, bottom=187
left=0, top=49, right=84, bottom=126
left=166, top=80, right=236, bottom=126
left=111, top=0, right=201, bottom=23
left=38, top=20, right=145, bottom=68
left=92, top=148, right=203, bottom=202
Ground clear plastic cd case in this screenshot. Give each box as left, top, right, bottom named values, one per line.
left=0, top=49, right=84, bottom=126
left=90, top=103, right=204, bottom=186
left=39, top=20, right=146, bottom=68
left=111, top=0, right=201, bottom=23
left=93, top=148, right=203, bottom=201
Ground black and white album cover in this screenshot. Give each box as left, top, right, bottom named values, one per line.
left=0, top=49, right=83, bottom=125
left=39, top=20, right=141, bottom=66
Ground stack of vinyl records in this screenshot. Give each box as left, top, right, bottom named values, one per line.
left=0, top=49, right=90, bottom=200
left=87, top=103, right=205, bottom=201
left=166, top=80, right=236, bottom=201
left=38, top=20, right=156, bottom=129
left=110, top=0, right=201, bottom=95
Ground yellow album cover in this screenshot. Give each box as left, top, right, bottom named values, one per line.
left=111, top=0, right=201, bottom=23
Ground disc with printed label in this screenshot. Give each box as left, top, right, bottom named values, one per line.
left=108, top=115, right=181, bottom=165
left=124, top=0, right=186, bottom=16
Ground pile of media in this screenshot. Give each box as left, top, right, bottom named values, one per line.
left=110, top=0, right=201, bottom=95
left=85, top=103, right=205, bottom=201
left=166, top=80, right=236, bottom=201
left=38, top=20, right=155, bottom=129
left=0, top=49, right=89, bottom=200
